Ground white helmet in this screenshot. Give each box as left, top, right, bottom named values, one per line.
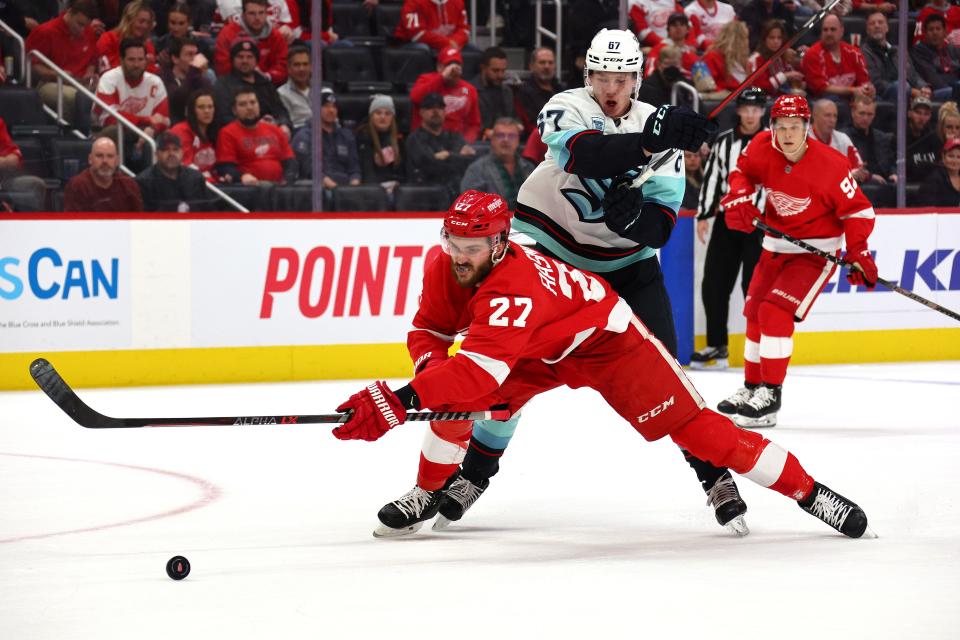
left=584, top=28, right=643, bottom=99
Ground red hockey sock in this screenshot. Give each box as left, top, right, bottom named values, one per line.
left=670, top=409, right=814, bottom=500
left=758, top=302, right=795, bottom=386
left=744, top=320, right=762, bottom=385
left=416, top=421, right=472, bottom=490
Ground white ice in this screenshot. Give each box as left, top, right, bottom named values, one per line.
left=2, top=362, right=959, bottom=639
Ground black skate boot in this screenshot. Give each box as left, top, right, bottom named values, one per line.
left=717, top=382, right=758, bottom=415
left=433, top=475, right=490, bottom=530
left=734, top=384, right=781, bottom=428
left=374, top=474, right=459, bottom=538
left=689, top=345, right=729, bottom=370
left=798, top=482, right=869, bottom=538
left=705, top=471, right=749, bottom=536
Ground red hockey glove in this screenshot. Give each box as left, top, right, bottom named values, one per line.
left=720, top=187, right=761, bottom=234
left=332, top=381, right=407, bottom=441
left=845, top=246, right=878, bottom=290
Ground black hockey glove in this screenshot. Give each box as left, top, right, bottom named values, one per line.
left=602, top=178, right=677, bottom=248
left=641, top=105, right=717, bottom=153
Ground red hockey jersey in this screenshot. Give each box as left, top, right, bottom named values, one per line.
left=394, top=0, right=469, bottom=50
left=799, top=40, right=871, bottom=97
left=728, top=132, right=875, bottom=255
left=408, top=243, right=633, bottom=409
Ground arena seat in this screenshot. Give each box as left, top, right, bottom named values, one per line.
left=332, top=2, right=373, bottom=38
left=336, top=93, right=374, bottom=128
left=332, top=184, right=388, bottom=211
left=50, top=138, right=93, bottom=182
left=272, top=184, right=313, bottom=212
left=394, top=184, right=450, bottom=211
left=391, top=94, right=412, bottom=132
left=217, top=183, right=275, bottom=211
left=374, top=4, right=403, bottom=39
left=381, top=48, right=434, bottom=92
left=324, top=47, right=380, bottom=91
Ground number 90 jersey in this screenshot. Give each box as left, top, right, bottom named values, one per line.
left=514, top=87, right=685, bottom=274
left=408, top=242, right=633, bottom=410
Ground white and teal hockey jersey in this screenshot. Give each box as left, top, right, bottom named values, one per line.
left=514, top=86, right=685, bottom=273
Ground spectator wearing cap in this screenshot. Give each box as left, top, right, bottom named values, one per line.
left=213, top=38, right=292, bottom=133
left=214, top=0, right=289, bottom=85
left=393, top=0, right=470, bottom=52
left=469, top=47, right=516, bottom=141
left=64, top=137, right=144, bottom=212
left=861, top=10, right=931, bottom=103
left=921, top=137, right=960, bottom=206
left=910, top=13, right=960, bottom=103
left=800, top=13, right=875, bottom=100
left=291, top=89, right=361, bottom=188
left=460, top=117, right=534, bottom=210
left=278, top=45, right=312, bottom=132
left=907, top=95, right=940, bottom=181
left=684, top=0, right=736, bottom=50
left=842, top=94, right=895, bottom=185
left=216, top=86, right=297, bottom=184
left=25, top=0, right=99, bottom=132
left=515, top=47, right=563, bottom=136
left=410, top=46, right=482, bottom=142
left=356, top=94, right=406, bottom=189
left=160, top=36, right=214, bottom=125
left=135, top=131, right=210, bottom=211
left=645, top=13, right=700, bottom=79
left=406, top=91, right=476, bottom=204
left=739, top=0, right=797, bottom=52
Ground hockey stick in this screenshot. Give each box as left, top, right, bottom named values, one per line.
left=632, top=0, right=843, bottom=187
left=29, top=358, right=512, bottom=429
left=752, top=220, right=960, bottom=322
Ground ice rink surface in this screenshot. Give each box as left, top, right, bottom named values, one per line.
left=2, top=361, right=959, bottom=639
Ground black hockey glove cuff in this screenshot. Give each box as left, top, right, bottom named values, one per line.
left=641, top=105, right=718, bottom=153
left=603, top=181, right=677, bottom=248
left=393, top=384, right=422, bottom=410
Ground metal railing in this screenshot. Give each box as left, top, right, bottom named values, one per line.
left=670, top=81, right=699, bottom=111
left=534, top=0, right=562, bottom=80
left=0, top=17, right=27, bottom=82
left=22, top=49, right=247, bottom=212
left=469, top=0, right=497, bottom=47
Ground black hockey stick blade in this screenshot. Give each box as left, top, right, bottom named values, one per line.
left=752, top=220, right=960, bottom=322
left=29, top=358, right=512, bottom=429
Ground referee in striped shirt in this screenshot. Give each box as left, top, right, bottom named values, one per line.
left=692, top=88, right=767, bottom=370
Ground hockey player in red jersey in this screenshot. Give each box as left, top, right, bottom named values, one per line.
left=332, top=189, right=871, bottom=541
left=717, top=95, right=878, bottom=428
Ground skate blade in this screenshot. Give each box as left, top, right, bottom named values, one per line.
left=689, top=358, right=729, bottom=371
left=733, top=413, right=777, bottom=429
left=724, top=515, right=750, bottom=537
left=861, top=526, right=879, bottom=539
left=432, top=515, right=454, bottom=531
left=373, top=520, right=426, bottom=538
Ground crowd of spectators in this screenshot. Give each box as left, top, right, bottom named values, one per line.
left=1, top=0, right=960, bottom=212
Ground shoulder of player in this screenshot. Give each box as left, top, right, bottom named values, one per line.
left=475, top=246, right=544, bottom=296
left=544, top=88, right=597, bottom=116
left=806, top=137, right=852, bottom=168
left=742, top=130, right=773, bottom=155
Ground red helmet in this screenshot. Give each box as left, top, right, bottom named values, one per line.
left=770, top=95, right=811, bottom=121
left=444, top=190, right=512, bottom=238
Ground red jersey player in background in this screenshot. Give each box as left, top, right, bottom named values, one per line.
left=718, top=95, right=878, bottom=428
left=331, top=189, right=871, bottom=541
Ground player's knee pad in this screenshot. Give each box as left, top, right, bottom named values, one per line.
left=758, top=301, right=795, bottom=359
left=670, top=409, right=767, bottom=473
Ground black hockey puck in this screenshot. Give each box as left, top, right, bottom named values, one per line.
left=165, top=556, right=190, bottom=580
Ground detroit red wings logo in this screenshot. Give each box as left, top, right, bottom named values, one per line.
left=767, top=190, right=811, bottom=217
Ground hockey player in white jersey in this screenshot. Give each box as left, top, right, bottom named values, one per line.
left=424, top=30, right=753, bottom=537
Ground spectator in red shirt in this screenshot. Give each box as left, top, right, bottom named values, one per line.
left=645, top=13, right=700, bottom=79
left=393, top=0, right=469, bottom=52
left=63, top=137, right=144, bottom=212
left=97, top=0, right=159, bottom=74
left=215, top=0, right=289, bottom=85
left=171, top=88, right=219, bottom=180
left=215, top=87, right=296, bottom=184
left=702, top=20, right=751, bottom=93
left=800, top=13, right=875, bottom=100
left=0, top=116, right=47, bottom=210
left=25, top=0, right=99, bottom=132
left=747, top=18, right=805, bottom=97
left=410, top=46, right=482, bottom=143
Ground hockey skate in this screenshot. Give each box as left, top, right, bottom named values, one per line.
left=374, top=475, right=459, bottom=538
left=734, top=384, right=781, bottom=428
left=717, top=383, right=758, bottom=415
left=689, top=345, right=729, bottom=370
left=799, top=482, right=870, bottom=538
left=433, top=475, right=489, bottom=530
left=705, top=472, right=749, bottom=536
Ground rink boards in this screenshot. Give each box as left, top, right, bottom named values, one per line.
left=1, top=210, right=959, bottom=389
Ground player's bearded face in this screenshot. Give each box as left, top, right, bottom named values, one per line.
left=589, top=71, right=635, bottom=118
left=444, top=234, right=496, bottom=287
